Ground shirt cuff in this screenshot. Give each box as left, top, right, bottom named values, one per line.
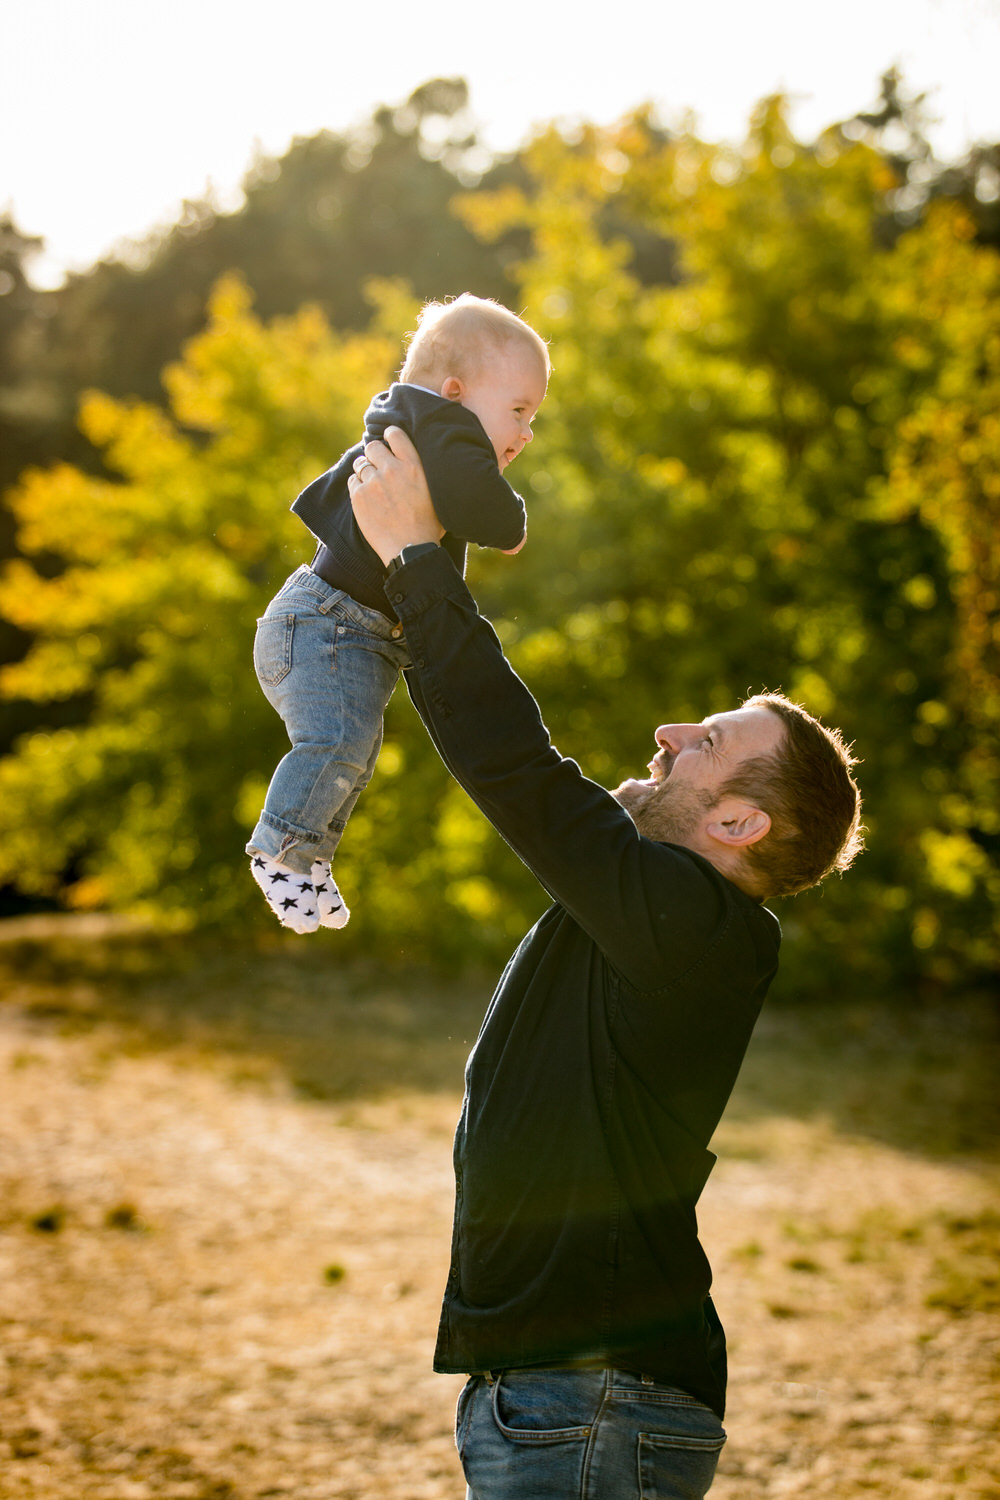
left=382, top=545, right=470, bottom=622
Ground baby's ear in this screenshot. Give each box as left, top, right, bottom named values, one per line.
left=440, top=376, right=464, bottom=402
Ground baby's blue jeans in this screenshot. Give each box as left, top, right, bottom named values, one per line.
left=247, top=566, right=411, bottom=876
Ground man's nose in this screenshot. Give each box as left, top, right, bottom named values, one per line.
left=655, top=723, right=697, bottom=751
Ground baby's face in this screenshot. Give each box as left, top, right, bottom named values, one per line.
left=458, top=345, right=547, bottom=471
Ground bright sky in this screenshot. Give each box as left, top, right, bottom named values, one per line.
left=3, top=0, right=999, bottom=288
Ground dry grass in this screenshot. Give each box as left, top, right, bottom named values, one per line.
left=0, top=916, right=997, bottom=1499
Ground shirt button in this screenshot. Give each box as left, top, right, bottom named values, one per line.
left=393, top=593, right=404, bottom=604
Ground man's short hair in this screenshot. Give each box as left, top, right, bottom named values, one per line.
left=399, top=294, right=550, bottom=388
left=722, top=692, right=863, bottom=900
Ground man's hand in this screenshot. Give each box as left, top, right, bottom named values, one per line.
left=348, top=426, right=444, bottom=566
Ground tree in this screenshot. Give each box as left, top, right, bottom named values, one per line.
left=28, top=81, right=515, bottom=422
left=0, top=278, right=402, bottom=925
left=872, top=204, right=1000, bottom=974
left=0, top=214, right=68, bottom=763
left=1, top=96, right=996, bottom=991
left=456, top=101, right=998, bottom=990
left=0, top=83, right=523, bottom=788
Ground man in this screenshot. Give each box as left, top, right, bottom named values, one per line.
left=347, top=429, right=862, bottom=1500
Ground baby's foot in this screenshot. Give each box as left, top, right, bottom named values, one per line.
left=311, top=861, right=350, bottom=929
left=249, top=853, right=319, bottom=934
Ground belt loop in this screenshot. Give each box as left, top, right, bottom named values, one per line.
left=641, top=1373, right=654, bottom=1386
left=482, top=1371, right=495, bottom=1386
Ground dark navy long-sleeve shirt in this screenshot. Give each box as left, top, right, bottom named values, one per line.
left=291, top=384, right=527, bottom=619
left=385, top=546, right=781, bottom=1418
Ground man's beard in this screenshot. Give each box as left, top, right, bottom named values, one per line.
left=611, top=774, right=716, bottom=845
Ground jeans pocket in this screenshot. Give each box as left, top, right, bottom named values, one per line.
left=491, top=1370, right=595, bottom=1443
left=637, top=1423, right=726, bottom=1500
left=254, top=614, right=294, bottom=688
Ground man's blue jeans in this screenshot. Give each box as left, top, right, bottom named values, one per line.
left=247, top=566, right=411, bottom=875
left=456, top=1367, right=726, bottom=1499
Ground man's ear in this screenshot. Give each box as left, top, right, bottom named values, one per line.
left=440, top=375, right=464, bottom=403
left=705, top=797, right=771, bottom=849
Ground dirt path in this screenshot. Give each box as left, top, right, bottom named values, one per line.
left=0, top=931, right=997, bottom=1498
left=1, top=1013, right=465, bottom=1499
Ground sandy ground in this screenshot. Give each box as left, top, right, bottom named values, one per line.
left=0, top=924, right=997, bottom=1499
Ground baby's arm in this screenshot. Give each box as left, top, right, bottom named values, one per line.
left=417, top=409, right=527, bottom=552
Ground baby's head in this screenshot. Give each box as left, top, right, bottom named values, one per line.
left=400, top=295, right=549, bottom=471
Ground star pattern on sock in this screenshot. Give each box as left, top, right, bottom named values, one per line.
left=249, top=852, right=319, bottom=934
left=311, top=860, right=350, bottom=929
left=247, top=852, right=349, bottom=933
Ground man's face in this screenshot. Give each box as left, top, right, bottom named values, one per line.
left=611, top=705, right=784, bottom=846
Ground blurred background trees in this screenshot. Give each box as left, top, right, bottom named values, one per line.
left=0, top=75, right=996, bottom=996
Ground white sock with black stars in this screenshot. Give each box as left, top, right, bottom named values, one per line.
left=249, top=853, right=319, bottom=935
left=311, top=860, right=350, bottom=929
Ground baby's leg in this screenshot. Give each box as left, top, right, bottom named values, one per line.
left=306, top=721, right=385, bottom=928
left=310, top=861, right=349, bottom=928
left=248, top=585, right=405, bottom=928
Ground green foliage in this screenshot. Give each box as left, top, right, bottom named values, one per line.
left=0, top=276, right=406, bottom=926
left=0, top=84, right=516, bottom=485
left=461, top=103, right=999, bottom=990
left=0, top=85, right=527, bottom=764
left=1, top=97, right=997, bottom=990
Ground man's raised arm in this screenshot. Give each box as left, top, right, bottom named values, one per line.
left=349, top=428, right=720, bottom=991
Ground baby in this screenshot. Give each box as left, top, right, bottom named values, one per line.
left=247, top=294, right=550, bottom=932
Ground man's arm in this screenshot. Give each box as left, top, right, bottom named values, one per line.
left=350, top=431, right=728, bottom=989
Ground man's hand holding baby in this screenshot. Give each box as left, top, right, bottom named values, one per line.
left=348, top=426, right=445, bottom=566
